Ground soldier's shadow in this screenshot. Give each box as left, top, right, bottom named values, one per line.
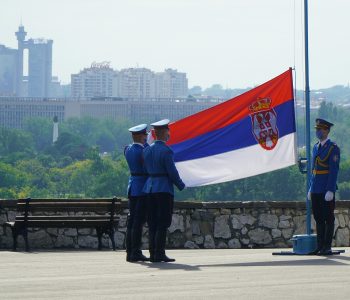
left=196, top=257, right=349, bottom=268
left=325, top=254, right=350, bottom=262
left=139, top=261, right=201, bottom=271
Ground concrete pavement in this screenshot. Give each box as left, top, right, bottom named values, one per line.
left=1, top=248, right=350, bottom=299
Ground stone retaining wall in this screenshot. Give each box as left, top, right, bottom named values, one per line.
left=1, top=200, right=349, bottom=250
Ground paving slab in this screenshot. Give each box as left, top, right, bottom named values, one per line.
left=1, top=248, right=350, bottom=299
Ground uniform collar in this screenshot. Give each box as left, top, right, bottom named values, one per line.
left=319, top=138, right=329, bottom=147
left=154, top=140, right=166, bottom=144
left=133, top=143, right=144, bottom=147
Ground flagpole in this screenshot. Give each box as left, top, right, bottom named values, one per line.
left=274, top=0, right=344, bottom=256
left=304, top=0, right=312, bottom=236
left=273, top=0, right=315, bottom=255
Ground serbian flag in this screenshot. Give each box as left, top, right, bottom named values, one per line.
left=167, top=69, right=297, bottom=187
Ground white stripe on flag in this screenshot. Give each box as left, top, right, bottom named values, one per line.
left=175, top=133, right=297, bottom=187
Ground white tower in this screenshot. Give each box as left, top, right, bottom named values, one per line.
left=53, top=116, right=59, bottom=143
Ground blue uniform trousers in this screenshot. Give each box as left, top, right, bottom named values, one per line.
left=127, top=196, right=148, bottom=230
left=311, top=193, right=335, bottom=250
left=147, top=193, right=174, bottom=232
left=126, top=196, right=148, bottom=259
left=146, top=193, right=174, bottom=258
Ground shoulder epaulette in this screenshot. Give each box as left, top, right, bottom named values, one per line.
left=329, top=141, right=338, bottom=148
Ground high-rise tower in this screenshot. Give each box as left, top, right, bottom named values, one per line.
left=13, top=25, right=53, bottom=97
left=15, top=25, right=27, bottom=96
left=27, top=38, right=53, bottom=97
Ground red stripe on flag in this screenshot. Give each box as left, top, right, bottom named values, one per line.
left=168, top=69, right=293, bottom=146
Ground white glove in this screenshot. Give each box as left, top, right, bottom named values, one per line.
left=307, top=191, right=311, bottom=201
left=325, top=191, right=334, bottom=201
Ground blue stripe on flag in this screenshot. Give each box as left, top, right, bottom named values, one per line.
left=172, top=100, right=295, bottom=162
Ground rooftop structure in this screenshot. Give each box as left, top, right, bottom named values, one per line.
left=0, top=96, right=217, bottom=128
left=0, top=26, right=54, bottom=97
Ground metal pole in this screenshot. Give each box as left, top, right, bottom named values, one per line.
left=304, top=0, right=312, bottom=235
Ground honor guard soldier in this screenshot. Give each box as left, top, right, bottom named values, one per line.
left=143, top=119, right=185, bottom=262
left=124, top=124, right=150, bottom=262
left=308, top=118, right=340, bottom=255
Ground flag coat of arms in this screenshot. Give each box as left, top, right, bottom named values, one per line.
left=165, top=69, right=297, bottom=187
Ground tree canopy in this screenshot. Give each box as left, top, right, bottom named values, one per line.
left=0, top=103, right=349, bottom=201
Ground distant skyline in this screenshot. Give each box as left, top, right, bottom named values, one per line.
left=1, top=0, right=350, bottom=90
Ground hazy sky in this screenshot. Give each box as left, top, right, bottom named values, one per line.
left=1, top=0, right=349, bottom=89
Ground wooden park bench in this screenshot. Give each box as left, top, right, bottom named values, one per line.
left=3, top=197, right=121, bottom=251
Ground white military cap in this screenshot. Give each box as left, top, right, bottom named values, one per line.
left=150, top=119, right=170, bottom=129
left=128, top=124, right=148, bottom=134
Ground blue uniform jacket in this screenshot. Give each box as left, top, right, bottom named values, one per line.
left=125, top=143, right=149, bottom=197
left=142, top=140, right=185, bottom=195
left=309, top=139, right=340, bottom=193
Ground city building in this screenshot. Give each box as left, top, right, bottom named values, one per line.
left=26, top=38, right=53, bottom=97
left=0, top=25, right=54, bottom=97
left=116, top=68, right=156, bottom=100
left=0, top=97, right=67, bottom=128
left=71, top=62, right=117, bottom=98
left=70, top=65, right=189, bottom=101
left=115, top=68, right=188, bottom=100
left=15, top=25, right=27, bottom=96
left=0, top=45, right=17, bottom=96
left=50, top=77, right=71, bottom=98
left=155, top=68, right=188, bottom=99
left=3, top=26, right=189, bottom=99
left=15, top=25, right=53, bottom=97
left=0, top=97, right=217, bottom=129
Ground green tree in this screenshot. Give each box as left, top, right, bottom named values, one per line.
left=0, top=162, right=28, bottom=189
left=338, top=182, right=350, bottom=200
left=53, top=132, right=88, bottom=160
left=16, top=160, right=52, bottom=190
left=88, top=158, right=129, bottom=197
left=23, top=117, right=52, bottom=151
left=0, top=127, right=34, bottom=162
left=0, top=162, right=29, bottom=198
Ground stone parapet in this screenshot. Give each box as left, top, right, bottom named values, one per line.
left=1, top=199, right=349, bottom=250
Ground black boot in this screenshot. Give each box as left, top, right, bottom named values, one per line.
left=130, top=227, right=149, bottom=262
left=153, top=229, right=175, bottom=263
left=126, top=229, right=132, bottom=262
left=320, top=223, right=334, bottom=255
left=309, top=222, right=325, bottom=255
left=148, top=229, right=156, bottom=262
